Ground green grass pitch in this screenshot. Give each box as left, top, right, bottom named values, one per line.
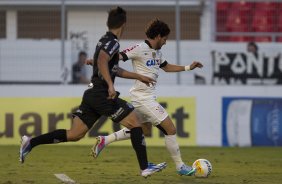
left=1, top=145, right=282, bottom=184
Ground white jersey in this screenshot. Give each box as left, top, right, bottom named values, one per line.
left=122, top=40, right=168, bottom=102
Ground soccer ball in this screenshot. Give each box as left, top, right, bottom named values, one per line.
left=192, top=159, right=212, bottom=178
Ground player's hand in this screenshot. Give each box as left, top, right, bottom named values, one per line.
left=85, top=59, right=94, bottom=65
left=138, top=75, right=156, bottom=87
left=108, top=85, right=117, bottom=99
left=190, top=61, right=203, bottom=70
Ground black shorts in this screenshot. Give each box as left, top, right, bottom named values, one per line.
left=72, top=88, right=134, bottom=129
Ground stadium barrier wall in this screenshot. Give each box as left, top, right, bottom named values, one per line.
left=1, top=85, right=281, bottom=146
left=0, top=40, right=72, bottom=83
left=119, top=41, right=282, bottom=85
left=1, top=41, right=281, bottom=85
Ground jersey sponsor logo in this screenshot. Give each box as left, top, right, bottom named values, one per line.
left=146, top=59, right=161, bottom=66
left=123, top=45, right=138, bottom=53
left=104, top=41, right=110, bottom=50
left=110, top=107, right=124, bottom=120
left=109, top=42, right=119, bottom=55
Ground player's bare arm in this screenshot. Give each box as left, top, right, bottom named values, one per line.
left=161, top=61, right=203, bottom=72
left=97, top=50, right=116, bottom=99
left=117, top=67, right=156, bottom=86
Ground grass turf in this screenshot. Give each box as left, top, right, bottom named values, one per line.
left=1, top=145, right=282, bottom=184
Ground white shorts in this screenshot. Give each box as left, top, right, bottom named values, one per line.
left=131, top=100, right=168, bottom=126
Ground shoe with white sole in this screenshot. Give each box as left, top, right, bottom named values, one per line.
left=177, top=164, right=196, bottom=176
left=141, top=162, right=167, bottom=178
left=91, top=136, right=106, bottom=158
left=19, top=135, right=32, bottom=164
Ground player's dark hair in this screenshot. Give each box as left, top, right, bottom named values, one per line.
left=107, top=6, right=127, bottom=29
left=145, top=19, right=170, bottom=39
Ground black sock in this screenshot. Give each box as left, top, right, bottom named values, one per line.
left=130, top=127, right=148, bottom=170
left=30, top=129, right=67, bottom=149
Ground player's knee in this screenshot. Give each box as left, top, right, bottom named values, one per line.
left=165, top=125, right=176, bottom=135
left=167, top=128, right=176, bottom=135
left=121, top=120, right=140, bottom=130
left=121, top=111, right=142, bottom=129
left=156, top=124, right=176, bottom=135
left=142, top=123, right=152, bottom=137
left=129, top=120, right=140, bottom=128
left=67, top=131, right=85, bottom=142
left=70, top=135, right=84, bottom=142
left=143, top=130, right=152, bottom=137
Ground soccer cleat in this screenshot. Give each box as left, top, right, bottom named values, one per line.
left=19, top=135, right=32, bottom=164
left=91, top=136, right=106, bottom=158
left=141, top=162, right=167, bottom=178
left=148, top=162, right=167, bottom=171
left=177, top=164, right=196, bottom=176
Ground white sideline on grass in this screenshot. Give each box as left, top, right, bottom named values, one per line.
left=54, top=173, right=77, bottom=184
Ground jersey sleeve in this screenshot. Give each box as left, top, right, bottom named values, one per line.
left=159, top=51, right=168, bottom=68
left=120, top=44, right=139, bottom=61
left=101, top=39, right=120, bottom=58
left=160, top=60, right=168, bottom=68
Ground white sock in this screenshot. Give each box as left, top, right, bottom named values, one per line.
left=104, top=128, right=131, bottom=145
left=165, top=134, right=184, bottom=170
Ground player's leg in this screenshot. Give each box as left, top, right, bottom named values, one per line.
left=141, top=122, right=153, bottom=137
left=92, top=100, right=141, bottom=157
left=99, top=125, right=131, bottom=145
left=93, top=122, right=153, bottom=157
left=20, top=90, right=98, bottom=164
left=131, top=100, right=195, bottom=176
left=157, top=116, right=195, bottom=176
left=66, top=116, right=90, bottom=141
left=92, top=108, right=152, bottom=157
left=119, top=110, right=166, bottom=177
left=92, top=126, right=131, bottom=158
left=98, top=97, right=166, bottom=177
left=19, top=116, right=89, bottom=164
left=157, top=117, right=182, bottom=167
left=119, top=110, right=148, bottom=167
left=19, top=129, right=68, bottom=164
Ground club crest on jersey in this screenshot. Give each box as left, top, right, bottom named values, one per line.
left=152, top=52, right=156, bottom=58
left=155, top=105, right=165, bottom=114
left=146, top=59, right=160, bottom=66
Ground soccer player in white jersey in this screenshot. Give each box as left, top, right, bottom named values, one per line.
left=90, top=19, right=203, bottom=176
